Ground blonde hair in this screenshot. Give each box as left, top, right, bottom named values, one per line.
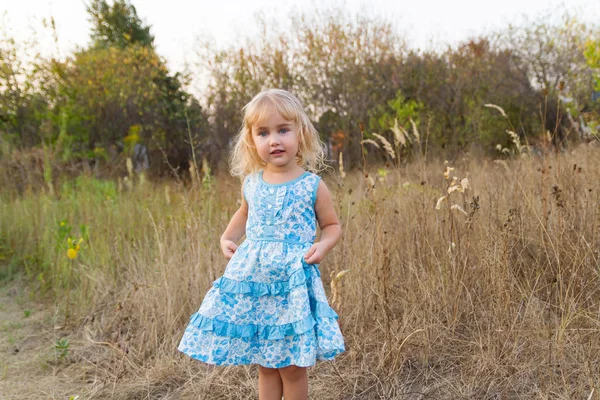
left=229, top=89, right=327, bottom=177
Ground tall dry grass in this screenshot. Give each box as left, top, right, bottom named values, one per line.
left=1, top=143, right=600, bottom=399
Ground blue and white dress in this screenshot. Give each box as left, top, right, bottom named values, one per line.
left=178, top=170, right=346, bottom=368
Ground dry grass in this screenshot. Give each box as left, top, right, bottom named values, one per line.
left=1, top=143, right=600, bottom=399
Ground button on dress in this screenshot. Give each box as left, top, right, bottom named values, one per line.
left=177, top=170, right=346, bottom=367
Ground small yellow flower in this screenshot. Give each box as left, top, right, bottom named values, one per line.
left=67, top=248, right=78, bottom=260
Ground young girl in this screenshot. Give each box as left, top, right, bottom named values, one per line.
left=178, top=89, right=345, bottom=399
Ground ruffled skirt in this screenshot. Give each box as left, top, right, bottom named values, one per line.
left=177, top=240, right=346, bottom=368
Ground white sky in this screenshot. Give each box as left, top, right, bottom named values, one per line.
left=2, top=0, right=599, bottom=96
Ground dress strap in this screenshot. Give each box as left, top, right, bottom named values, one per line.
left=242, top=172, right=259, bottom=202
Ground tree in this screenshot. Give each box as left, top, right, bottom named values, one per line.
left=585, top=37, right=600, bottom=92
left=60, top=0, right=207, bottom=171
left=0, top=32, right=47, bottom=150
left=503, top=13, right=596, bottom=146
left=197, top=7, right=407, bottom=168
left=87, top=0, right=154, bottom=49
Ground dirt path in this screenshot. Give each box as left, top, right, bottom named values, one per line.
left=0, top=280, right=87, bottom=399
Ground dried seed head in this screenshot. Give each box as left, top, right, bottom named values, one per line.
left=451, top=204, right=468, bottom=215
left=447, top=185, right=462, bottom=194
left=372, top=133, right=396, bottom=159
left=410, top=118, right=420, bottom=142
left=338, top=152, right=346, bottom=180
left=461, top=178, right=470, bottom=191
left=484, top=103, right=508, bottom=118
left=435, top=196, right=448, bottom=210
left=391, top=118, right=407, bottom=147
left=444, top=166, right=454, bottom=179
left=361, top=139, right=380, bottom=149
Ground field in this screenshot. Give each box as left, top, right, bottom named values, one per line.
left=1, top=144, right=600, bottom=399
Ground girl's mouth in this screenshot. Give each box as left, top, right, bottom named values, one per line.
left=271, top=150, right=285, bottom=154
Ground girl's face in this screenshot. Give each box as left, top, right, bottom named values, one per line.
left=251, top=110, right=300, bottom=171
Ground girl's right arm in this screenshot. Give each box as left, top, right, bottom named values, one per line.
left=219, top=183, right=249, bottom=259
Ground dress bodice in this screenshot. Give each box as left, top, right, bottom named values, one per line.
left=243, top=170, right=321, bottom=244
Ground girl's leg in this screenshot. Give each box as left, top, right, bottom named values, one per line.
left=258, top=365, right=283, bottom=400
left=279, top=365, right=308, bottom=400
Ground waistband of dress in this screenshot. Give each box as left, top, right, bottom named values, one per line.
left=245, top=237, right=313, bottom=245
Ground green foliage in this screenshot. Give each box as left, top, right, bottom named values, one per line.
left=123, top=125, right=141, bottom=155
left=506, top=13, right=593, bottom=98
left=37, top=44, right=202, bottom=159
left=87, top=0, right=154, bottom=49
left=0, top=33, right=48, bottom=150
left=56, top=220, right=73, bottom=253
left=60, top=176, right=118, bottom=202
left=368, top=90, right=422, bottom=135
left=1, top=2, right=205, bottom=172
left=200, top=8, right=406, bottom=166
left=1, top=4, right=598, bottom=171
left=54, top=337, right=70, bottom=360
left=585, top=38, right=600, bottom=91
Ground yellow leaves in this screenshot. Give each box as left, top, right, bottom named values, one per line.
left=123, top=133, right=140, bottom=145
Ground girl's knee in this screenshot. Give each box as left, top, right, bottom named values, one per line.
left=278, top=365, right=306, bottom=379
left=259, top=365, right=279, bottom=375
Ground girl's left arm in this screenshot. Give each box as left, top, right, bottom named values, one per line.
left=304, top=180, right=342, bottom=264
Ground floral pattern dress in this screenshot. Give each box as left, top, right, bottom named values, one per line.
left=177, top=170, right=346, bottom=368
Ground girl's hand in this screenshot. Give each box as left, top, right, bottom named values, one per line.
left=304, top=242, right=326, bottom=264
left=221, top=239, right=238, bottom=260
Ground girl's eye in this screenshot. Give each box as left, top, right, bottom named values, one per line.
left=258, top=131, right=268, bottom=137
left=279, top=128, right=289, bottom=134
